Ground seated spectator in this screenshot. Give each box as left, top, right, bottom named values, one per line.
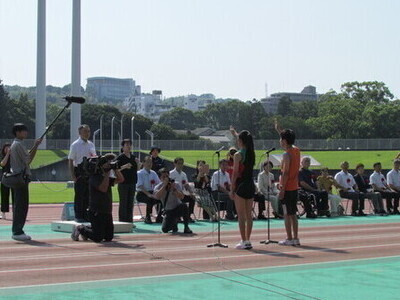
left=211, top=159, right=236, bottom=220
left=257, top=161, right=281, bottom=219
left=299, top=157, right=330, bottom=217
left=354, top=163, right=386, bottom=215
left=370, top=162, right=399, bottom=214
left=136, top=156, right=162, bottom=224
left=169, top=157, right=196, bottom=222
left=334, top=161, right=366, bottom=216
left=150, top=146, right=166, bottom=174
left=226, top=147, right=237, bottom=179
left=387, top=159, right=400, bottom=213
left=316, top=167, right=344, bottom=217
left=193, top=160, right=213, bottom=220
left=154, top=169, right=192, bottom=234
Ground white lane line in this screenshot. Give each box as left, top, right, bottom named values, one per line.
left=1, top=231, right=400, bottom=262
left=1, top=242, right=400, bottom=274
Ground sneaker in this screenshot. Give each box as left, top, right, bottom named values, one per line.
left=278, top=239, right=294, bottom=246
left=244, top=241, right=253, bottom=249
left=12, top=233, right=32, bottom=241
left=71, top=225, right=81, bottom=241
left=235, top=240, right=248, bottom=249
left=292, top=238, right=301, bottom=246
left=144, top=216, right=153, bottom=224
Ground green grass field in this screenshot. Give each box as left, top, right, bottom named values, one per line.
left=29, top=182, right=120, bottom=204
left=159, top=150, right=399, bottom=170
left=31, top=150, right=69, bottom=169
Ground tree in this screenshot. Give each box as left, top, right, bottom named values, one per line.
left=159, top=107, right=197, bottom=130
left=150, top=123, right=177, bottom=140
left=277, top=96, right=293, bottom=116
left=341, top=81, right=394, bottom=104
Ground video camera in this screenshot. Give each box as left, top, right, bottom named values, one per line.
left=82, top=155, right=121, bottom=175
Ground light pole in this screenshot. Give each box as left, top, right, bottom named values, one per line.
left=100, top=115, right=104, bottom=154
left=111, top=116, right=115, bottom=153
left=120, top=115, right=124, bottom=144
left=145, top=130, right=154, bottom=148
left=131, top=116, right=135, bottom=145
left=93, top=129, right=100, bottom=155
left=135, top=131, right=141, bottom=161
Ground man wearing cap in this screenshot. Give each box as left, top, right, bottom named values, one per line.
left=150, top=146, right=166, bottom=174
left=68, top=125, right=97, bottom=222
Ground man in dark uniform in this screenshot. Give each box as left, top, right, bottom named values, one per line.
left=71, top=153, right=124, bottom=242
left=150, top=146, right=165, bottom=174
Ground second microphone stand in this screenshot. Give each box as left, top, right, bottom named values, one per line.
left=260, top=150, right=278, bottom=245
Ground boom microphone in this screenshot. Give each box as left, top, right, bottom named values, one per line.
left=214, top=146, right=225, bottom=154
left=63, top=96, right=86, bottom=104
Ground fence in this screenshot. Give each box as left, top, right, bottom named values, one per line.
left=1, top=138, right=400, bottom=151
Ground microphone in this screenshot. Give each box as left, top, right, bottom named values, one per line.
left=264, top=147, right=275, bottom=154
left=214, top=146, right=225, bottom=154
left=63, top=96, right=86, bottom=104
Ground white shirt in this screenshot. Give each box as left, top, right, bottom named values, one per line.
left=387, top=169, right=400, bottom=189
left=169, top=168, right=189, bottom=189
left=136, top=168, right=160, bottom=192
left=334, top=170, right=356, bottom=192
left=369, top=171, right=387, bottom=189
left=68, top=137, right=97, bottom=166
left=211, top=170, right=231, bottom=192
left=257, top=171, right=278, bottom=195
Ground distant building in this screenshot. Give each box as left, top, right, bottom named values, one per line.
left=86, top=77, right=135, bottom=102
left=261, top=85, right=319, bottom=114
left=184, top=95, right=199, bottom=111
left=124, top=90, right=165, bottom=121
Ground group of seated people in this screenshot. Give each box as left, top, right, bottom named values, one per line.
left=297, top=158, right=400, bottom=218
left=135, top=147, right=400, bottom=232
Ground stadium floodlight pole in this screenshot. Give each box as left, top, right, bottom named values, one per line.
left=93, top=129, right=100, bottom=155
left=120, top=115, right=124, bottom=145
left=111, top=116, right=115, bottom=154
left=135, top=131, right=141, bottom=161
left=260, top=147, right=278, bottom=245
left=100, top=115, right=104, bottom=154
left=207, top=146, right=228, bottom=248
left=131, top=116, right=135, bottom=146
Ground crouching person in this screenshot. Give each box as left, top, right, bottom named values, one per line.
left=71, top=154, right=124, bottom=242
left=154, top=168, right=193, bottom=234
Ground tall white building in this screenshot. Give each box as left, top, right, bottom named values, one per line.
left=86, top=77, right=135, bottom=102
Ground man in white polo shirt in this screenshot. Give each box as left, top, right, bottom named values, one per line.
left=68, top=125, right=97, bottom=222
left=169, top=157, right=195, bottom=222
left=371, top=162, right=400, bottom=214
left=334, top=161, right=365, bottom=216
left=211, top=159, right=236, bottom=220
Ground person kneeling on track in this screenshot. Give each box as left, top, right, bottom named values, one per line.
left=71, top=153, right=124, bottom=243
left=154, top=168, right=193, bottom=234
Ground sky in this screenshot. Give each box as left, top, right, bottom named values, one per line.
left=0, top=0, right=399, bottom=100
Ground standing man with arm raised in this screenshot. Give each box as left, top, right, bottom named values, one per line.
left=10, top=123, right=42, bottom=241
left=68, top=125, right=97, bottom=222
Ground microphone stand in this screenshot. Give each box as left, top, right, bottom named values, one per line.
left=260, top=149, right=278, bottom=245
left=207, top=149, right=228, bottom=248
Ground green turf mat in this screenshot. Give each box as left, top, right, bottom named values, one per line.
left=1, top=256, right=399, bottom=299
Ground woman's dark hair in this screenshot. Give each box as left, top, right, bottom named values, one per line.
left=1, top=143, right=11, bottom=157
left=263, top=160, right=273, bottom=169
left=12, top=123, right=28, bottom=136
left=280, top=129, right=295, bottom=145
left=238, top=130, right=255, bottom=174
left=195, top=160, right=206, bottom=174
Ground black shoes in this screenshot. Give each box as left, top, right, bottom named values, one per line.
left=144, top=216, right=153, bottom=224
left=257, top=214, right=267, bottom=220
left=184, top=227, right=193, bottom=234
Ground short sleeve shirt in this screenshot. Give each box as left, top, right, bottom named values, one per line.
left=169, top=169, right=189, bottom=189
left=10, top=138, right=31, bottom=175
left=369, top=171, right=387, bottom=189
left=387, top=169, right=400, bottom=189
left=334, top=171, right=356, bottom=192
left=68, top=138, right=97, bottom=166
left=210, top=170, right=231, bottom=191
left=136, top=168, right=160, bottom=192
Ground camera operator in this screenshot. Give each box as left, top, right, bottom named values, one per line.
left=154, top=168, right=193, bottom=234
left=71, top=153, right=124, bottom=243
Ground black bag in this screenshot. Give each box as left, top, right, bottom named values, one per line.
left=1, top=170, right=27, bottom=188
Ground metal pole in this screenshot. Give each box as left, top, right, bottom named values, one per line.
left=135, top=131, right=141, bottom=161
left=120, top=115, right=124, bottom=144
left=36, top=0, right=46, bottom=149
left=93, top=129, right=100, bottom=155
left=100, top=115, right=103, bottom=154
left=111, top=116, right=115, bottom=153
left=131, top=116, right=135, bottom=145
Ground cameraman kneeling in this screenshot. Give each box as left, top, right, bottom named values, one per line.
left=71, top=153, right=124, bottom=242
left=154, top=169, right=193, bottom=234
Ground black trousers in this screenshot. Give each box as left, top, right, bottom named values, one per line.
left=308, top=190, right=329, bottom=213
left=79, top=211, right=114, bottom=243
left=136, top=191, right=162, bottom=218
left=339, top=191, right=365, bottom=212
left=203, top=191, right=236, bottom=219
left=378, top=191, right=400, bottom=210
left=118, top=184, right=136, bottom=222
left=12, top=183, right=29, bottom=235
left=1, top=183, right=14, bottom=213
left=254, top=194, right=266, bottom=213
left=74, top=175, right=89, bottom=221
left=182, top=195, right=195, bottom=215
left=162, top=203, right=189, bottom=233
